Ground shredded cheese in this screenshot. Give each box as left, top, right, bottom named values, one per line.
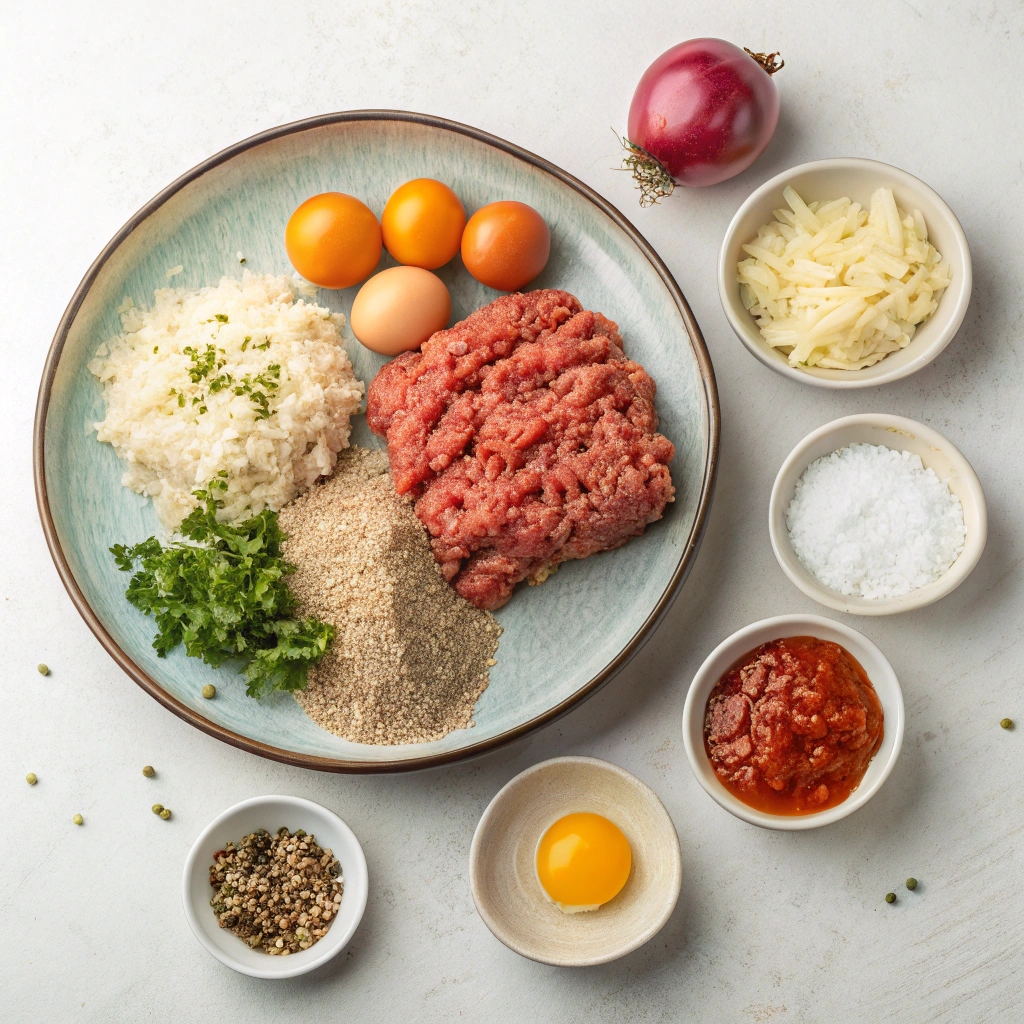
left=737, top=187, right=951, bottom=370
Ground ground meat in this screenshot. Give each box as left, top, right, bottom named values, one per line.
left=704, top=636, right=884, bottom=814
left=366, top=289, right=675, bottom=610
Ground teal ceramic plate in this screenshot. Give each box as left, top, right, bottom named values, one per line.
left=35, top=111, right=719, bottom=772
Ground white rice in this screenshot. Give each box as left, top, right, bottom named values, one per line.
left=89, top=272, right=364, bottom=530
left=785, top=443, right=966, bottom=599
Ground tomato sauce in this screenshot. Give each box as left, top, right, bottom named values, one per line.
left=703, top=636, right=884, bottom=815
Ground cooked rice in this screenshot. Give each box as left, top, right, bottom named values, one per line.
left=89, top=272, right=364, bottom=529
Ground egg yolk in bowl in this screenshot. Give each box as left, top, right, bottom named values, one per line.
left=535, top=812, right=632, bottom=914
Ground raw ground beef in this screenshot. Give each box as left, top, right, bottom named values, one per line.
left=366, top=289, right=675, bottom=610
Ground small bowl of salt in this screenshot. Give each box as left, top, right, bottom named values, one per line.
left=769, top=414, right=987, bottom=615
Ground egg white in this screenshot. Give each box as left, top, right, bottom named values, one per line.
left=537, top=882, right=602, bottom=915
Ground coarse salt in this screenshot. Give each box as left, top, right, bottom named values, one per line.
left=785, top=443, right=965, bottom=599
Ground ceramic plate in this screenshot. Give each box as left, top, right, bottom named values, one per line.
left=35, top=111, right=718, bottom=772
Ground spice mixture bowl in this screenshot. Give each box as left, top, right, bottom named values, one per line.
left=182, top=795, right=368, bottom=978
left=682, top=614, right=905, bottom=831
left=469, top=756, right=682, bottom=967
left=718, top=158, right=972, bottom=388
left=769, top=414, right=987, bottom=615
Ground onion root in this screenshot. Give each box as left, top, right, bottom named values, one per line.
left=619, top=138, right=676, bottom=207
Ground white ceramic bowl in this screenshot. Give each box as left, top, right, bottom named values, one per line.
left=469, top=756, right=682, bottom=966
left=769, top=414, right=987, bottom=615
left=718, top=157, right=972, bottom=388
left=682, top=615, right=904, bottom=831
left=182, top=795, right=368, bottom=978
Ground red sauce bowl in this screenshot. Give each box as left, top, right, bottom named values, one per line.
left=682, top=615, right=904, bottom=830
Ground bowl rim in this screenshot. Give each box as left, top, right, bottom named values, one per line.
left=468, top=755, right=682, bottom=966
left=32, top=109, right=720, bottom=774
left=681, top=614, right=905, bottom=831
left=717, top=156, right=973, bottom=389
left=768, top=413, right=988, bottom=615
left=180, top=794, right=368, bottom=978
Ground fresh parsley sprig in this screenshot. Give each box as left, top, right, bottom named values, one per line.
left=111, top=486, right=333, bottom=698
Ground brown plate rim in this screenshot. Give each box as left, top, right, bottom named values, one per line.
left=33, top=109, right=720, bottom=774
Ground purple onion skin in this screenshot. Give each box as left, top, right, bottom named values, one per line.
left=627, top=38, right=780, bottom=188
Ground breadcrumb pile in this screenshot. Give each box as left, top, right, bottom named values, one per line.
left=279, top=447, right=501, bottom=745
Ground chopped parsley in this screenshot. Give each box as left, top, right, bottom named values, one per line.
left=207, top=371, right=234, bottom=394
left=234, top=365, right=281, bottom=419
left=183, top=343, right=224, bottom=383
left=111, top=487, right=333, bottom=698
left=169, top=345, right=238, bottom=414
left=168, top=345, right=278, bottom=419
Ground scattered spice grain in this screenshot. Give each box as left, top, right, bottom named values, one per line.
left=885, top=892, right=896, bottom=904
left=152, top=803, right=164, bottom=815
left=73, top=814, right=84, bottom=825
left=279, top=447, right=501, bottom=745
left=1000, top=718, right=1013, bottom=730
left=37, top=664, right=49, bottom=676
left=202, top=684, right=216, bottom=699
left=142, top=765, right=156, bottom=778
left=25, top=773, right=37, bottom=785
left=906, top=878, right=918, bottom=890
left=159, top=808, right=172, bottom=820
left=209, top=826, right=342, bottom=954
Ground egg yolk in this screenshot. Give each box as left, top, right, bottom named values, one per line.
left=460, top=200, right=550, bottom=292
left=381, top=178, right=467, bottom=270
left=285, top=192, right=382, bottom=289
left=535, top=812, right=631, bottom=913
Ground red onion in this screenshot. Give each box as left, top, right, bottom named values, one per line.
left=624, top=38, right=783, bottom=204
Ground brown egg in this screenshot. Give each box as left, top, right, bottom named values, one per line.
left=349, top=266, right=451, bottom=356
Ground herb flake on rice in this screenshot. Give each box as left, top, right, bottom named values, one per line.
left=89, top=272, right=364, bottom=530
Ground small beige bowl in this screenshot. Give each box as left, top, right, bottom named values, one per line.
left=769, top=414, right=987, bottom=615
left=469, top=756, right=681, bottom=966
left=682, top=614, right=904, bottom=831
left=718, top=158, right=972, bottom=388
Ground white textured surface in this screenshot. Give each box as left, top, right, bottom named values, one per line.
left=3, top=2, right=1022, bottom=1021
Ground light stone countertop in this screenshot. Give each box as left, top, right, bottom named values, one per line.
left=3, top=2, right=1022, bottom=1020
